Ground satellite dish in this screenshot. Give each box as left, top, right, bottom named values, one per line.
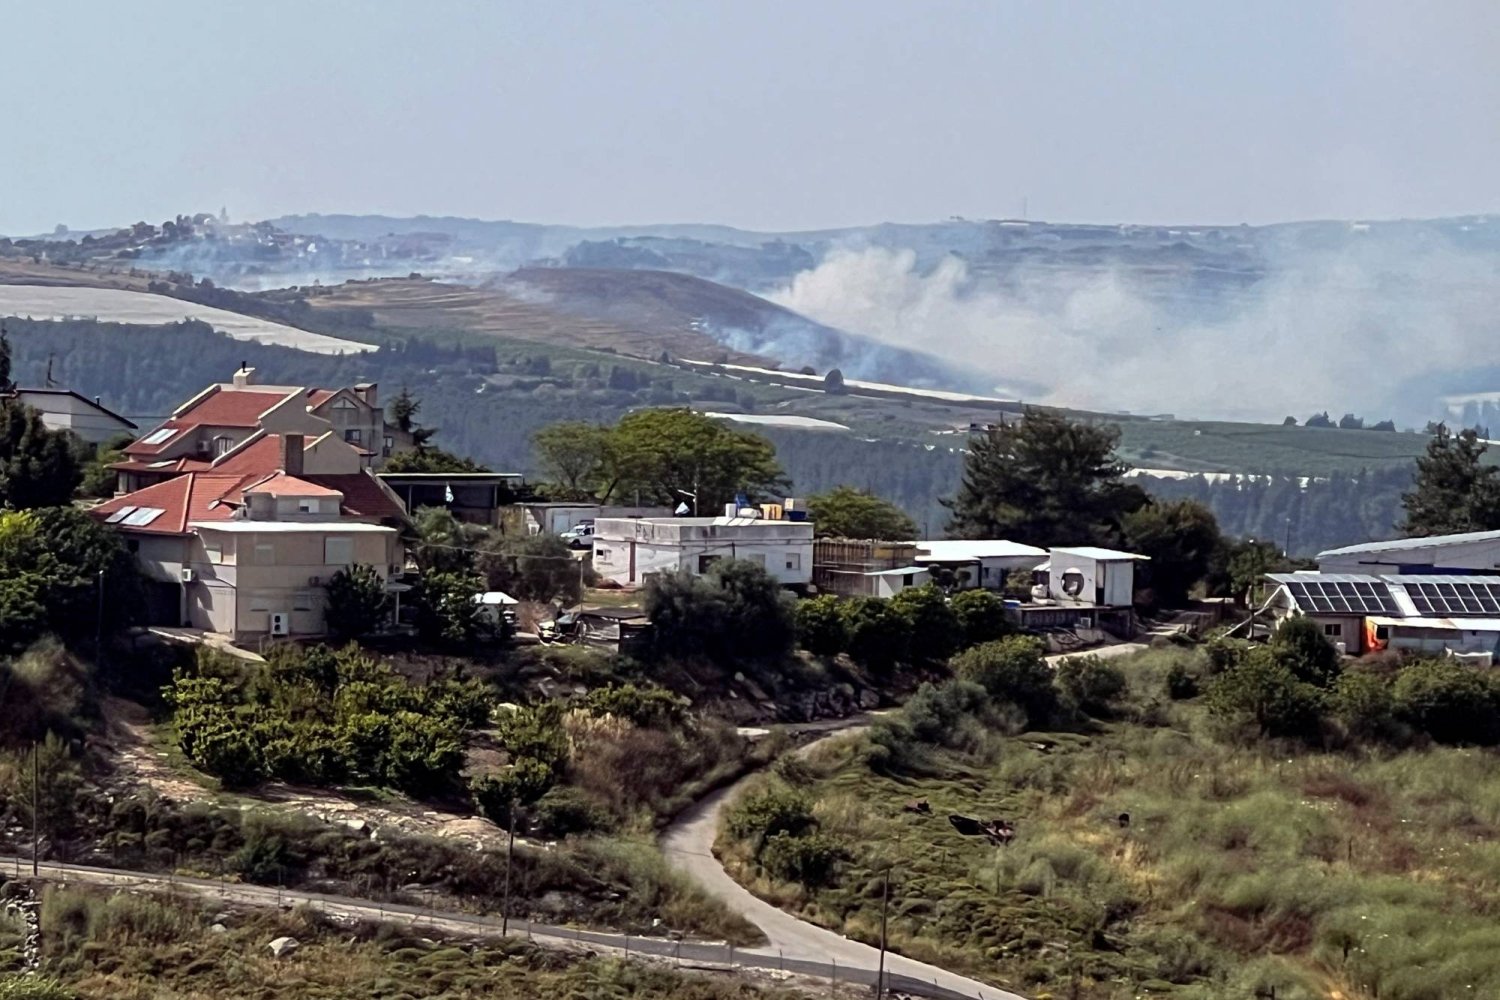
left=1061, top=569, right=1086, bottom=598
left=674, top=502, right=691, bottom=516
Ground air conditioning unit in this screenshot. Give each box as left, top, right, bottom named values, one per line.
left=1334, top=641, right=1347, bottom=656
left=269, top=612, right=291, bottom=637
left=180, top=568, right=196, bottom=583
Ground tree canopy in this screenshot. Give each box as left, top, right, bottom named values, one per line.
left=0, top=401, right=82, bottom=509
left=1123, top=499, right=1222, bottom=607
left=532, top=409, right=786, bottom=511
left=944, top=410, right=1146, bottom=546
left=1401, top=423, right=1500, bottom=536
left=805, top=486, right=917, bottom=540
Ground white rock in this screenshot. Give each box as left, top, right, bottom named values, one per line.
left=268, top=936, right=300, bottom=958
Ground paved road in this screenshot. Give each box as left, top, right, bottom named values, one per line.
left=660, top=730, right=1027, bottom=1000
left=0, top=855, right=985, bottom=999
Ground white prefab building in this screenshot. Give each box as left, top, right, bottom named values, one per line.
left=1047, top=547, right=1148, bottom=607
left=913, top=539, right=1049, bottom=590
left=592, top=516, right=815, bottom=588
left=1318, top=530, right=1500, bottom=576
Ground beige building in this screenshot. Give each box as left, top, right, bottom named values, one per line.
left=4, top=388, right=138, bottom=448
left=93, top=411, right=408, bottom=639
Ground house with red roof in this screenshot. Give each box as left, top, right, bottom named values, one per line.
left=112, top=365, right=411, bottom=494
left=93, top=393, right=411, bottom=640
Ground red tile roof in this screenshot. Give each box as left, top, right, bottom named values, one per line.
left=179, top=388, right=296, bottom=426
left=211, top=433, right=283, bottom=474
left=304, top=474, right=407, bottom=521
left=109, top=456, right=214, bottom=475
left=243, top=473, right=344, bottom=498
left=88, top=473, right=252, bottom=535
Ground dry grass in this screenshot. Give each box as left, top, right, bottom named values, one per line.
left=718, top=647, right=1500, bottom=999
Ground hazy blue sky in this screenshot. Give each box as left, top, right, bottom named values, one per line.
left=2, top=0, right=1496, bottom=234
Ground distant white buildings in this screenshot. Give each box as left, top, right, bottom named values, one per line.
left=913, top=539, right=1048, bottom=591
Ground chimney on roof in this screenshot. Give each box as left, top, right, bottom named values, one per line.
left=353, top=382, right=377, bottom=408
left=281, top=433, right=304, bottom=476
left=233, top=365, right=256, bottom=388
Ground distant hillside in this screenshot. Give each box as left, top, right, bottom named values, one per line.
left=495, top=267, right=988, bottom=391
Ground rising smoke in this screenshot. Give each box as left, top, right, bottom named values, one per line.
left=767, top=238, right=1500, bottom=424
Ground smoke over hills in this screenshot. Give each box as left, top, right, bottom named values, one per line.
left=768, top=227, right=1500, bottom=424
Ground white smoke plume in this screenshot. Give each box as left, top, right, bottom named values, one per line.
left=767, top=241, right=1500, bottom=423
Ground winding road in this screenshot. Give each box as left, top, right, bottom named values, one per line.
left=660, top=727, right=1027, bottom=1000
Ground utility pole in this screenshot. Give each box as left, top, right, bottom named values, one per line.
left=96, top=568, right=105, bottom=664
left=30, top=742, right=39, bottom=877
left=501, top=804, right=517, bottom=935
left=876, top=867, right=891, bottom=998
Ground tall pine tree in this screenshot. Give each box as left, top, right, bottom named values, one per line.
left=1401, top=424, right=1500, bottom=536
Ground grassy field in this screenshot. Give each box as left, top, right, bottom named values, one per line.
left=718, top=647, right=1500, bottom=1000
left=0, top=884, right=814, bottom=1000
left=1115, top=421, right=1430, bottom=475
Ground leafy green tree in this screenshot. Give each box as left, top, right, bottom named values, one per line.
left=604, top=408, right=786, bottom=510
left=645, top=559, right=795, bottom=671
left=383, top=446, right=487, bottom=473
left=410, top=506, right=479, bottom=574
left=323, top=565, right=391, bottom=641
left=80, top=432, right=134, bottom=499
left=944, top=410, right=1147, bottom=546
left=950, top=589, right=1012, bottom=646
left=887, top=584, right=960, bottom=663
left=0, top=507, right=140, bottom=644
left=472, top=759, right=555, bottom=828
left=414, top=571, right=489, bottom=646
left=1270, top=616, right=1343, bottom=687
left=1401, top=423, right=1500, bottom=535
left=837, top=597, right=912, bottom=674
left=805, top=485, right=917, bottom=539
left=794, top=595, right=848, bottom=656
left=0, top=402, right=82, bottom=509
left=531, top=421, right=612, bottom=498
left=951, top=636, right=1056, bottom=724
left=725, top=785, right=815, bottom=849
left=1123, top=499, right=1222, bottom=607
left=582, top=684, right=689, bottom=729
left=479, top=532, right=586, bottom=604
left=1206, top=648, right=1325, bottom=739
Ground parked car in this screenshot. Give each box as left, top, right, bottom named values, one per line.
left=559, top=523, right=595, bottom=549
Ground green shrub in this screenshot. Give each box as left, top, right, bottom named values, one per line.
left=1392, top=660, right=1500, bottom=745
left=1205, top=649, right=1325, bottom=739
left=1056, top=655, right=1127, bottom=716
left=528, top=785, right=613, bottom=838
left=725, top=785, right=814, bottom=849
left=1165, top=661, right=1200, bottom=700
left=950, top=589, right=1012, bottom=647
left=794, top=595, right=848, bottom=657
left=582, top=684, right=688, bottom=729
left=1270, top=616, right=1343, bottom=687
left=473, top=759, right=557, bottom=828
left=952, top=636, right=1056, bottom=724
left=759, top=831, right=846, bottom=888
left=1331, top=668, right=1398, bottom=742
left=837, top=597, right=912, bottom=674
left=887, top=585, right=961, bottom=663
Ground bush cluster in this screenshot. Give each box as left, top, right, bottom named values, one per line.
left=165, top=644, right=490, bottom=794
left=794, top=585, right=1015, bottom=676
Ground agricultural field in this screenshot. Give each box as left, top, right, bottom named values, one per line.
left=718, top=647, right=1500, bottom=999
left=0, top=284, right=376, bottom=355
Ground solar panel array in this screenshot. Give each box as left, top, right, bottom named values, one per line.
left=1284, top=579, right=1399, bottom=614
left=1403, top=580, right=1500, bottom=616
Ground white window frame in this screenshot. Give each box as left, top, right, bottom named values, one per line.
left=255, top=541, right=275, bottom=564
left=343, top=428, right=362, bottom=445
left=203, top=537, right=223, bottom=564
left=785, top=552, right=802, bottom=571
left=1323, top=623, right=1343, bottom=638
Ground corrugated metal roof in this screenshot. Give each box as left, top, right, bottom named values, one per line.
left=1318, top=529, right=1500, bottom=558
left=915, top=539, right=1048, bottom=562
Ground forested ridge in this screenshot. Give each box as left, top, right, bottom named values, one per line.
left=5, top=315, right=1412, bottom=552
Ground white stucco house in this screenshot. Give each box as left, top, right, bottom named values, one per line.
left=591, top=515, right=815, bottom=588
